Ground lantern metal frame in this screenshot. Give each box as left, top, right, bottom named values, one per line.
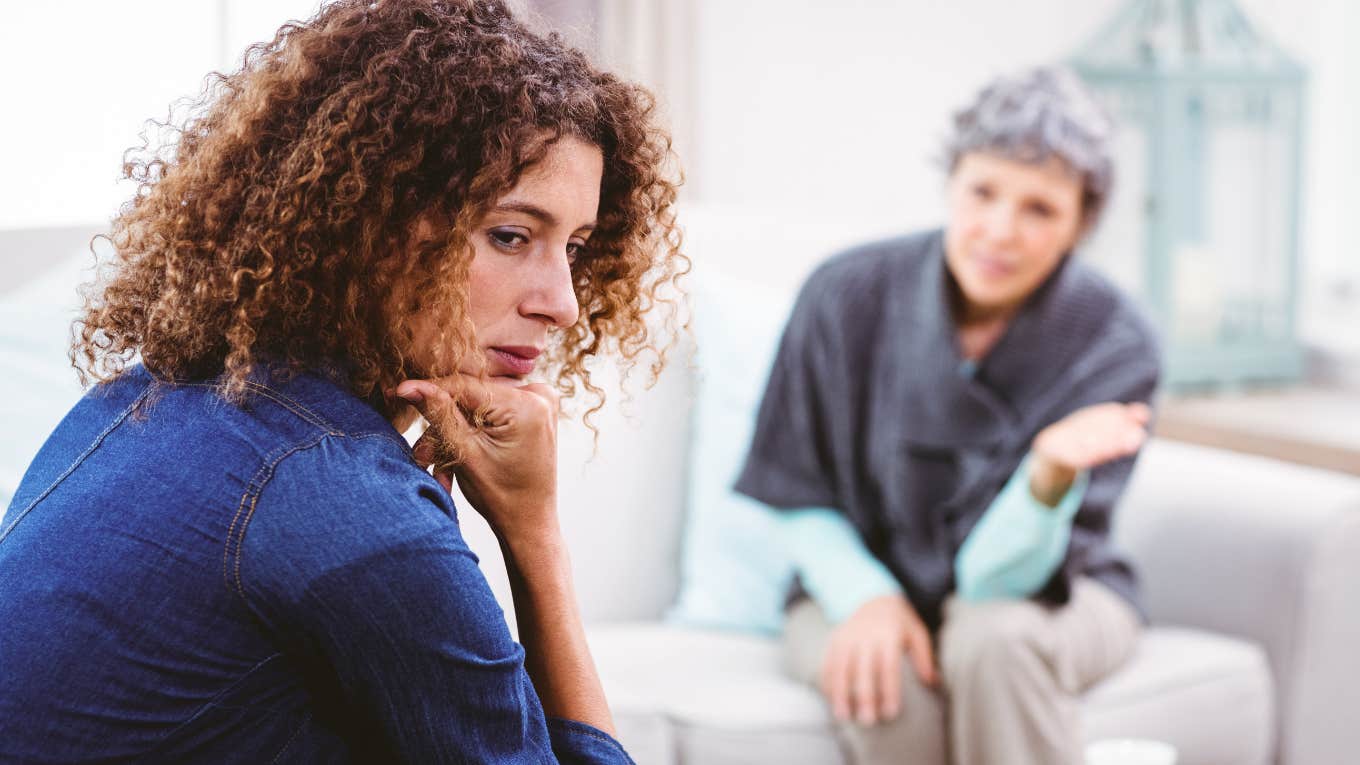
left=1071, top=0, right=1308, bottom=389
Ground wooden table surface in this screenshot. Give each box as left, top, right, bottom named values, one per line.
left=1158, top=386, right=1360, bottom=476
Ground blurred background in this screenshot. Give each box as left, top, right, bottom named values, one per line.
left=1, top=0, right=1357, bottom=478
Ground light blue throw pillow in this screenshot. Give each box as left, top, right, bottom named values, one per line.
left=665, top=272, right=799, bottom=634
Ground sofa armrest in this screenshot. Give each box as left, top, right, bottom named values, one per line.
left=1114, top=439, right=1360, bottom=765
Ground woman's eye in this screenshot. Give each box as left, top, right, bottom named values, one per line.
left=566, top=241, right=585, bottom=264
left=1026, top=202, right=1055, bottom=219
left=971, top=184, right=993, bottom=201
left=490, top=229, right=529, bottom=249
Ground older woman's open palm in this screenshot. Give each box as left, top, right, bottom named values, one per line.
left=1029, top=402, right=1152, bottom=505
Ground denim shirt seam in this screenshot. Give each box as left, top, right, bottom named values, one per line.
left=546, top=717, right=636, bottom=762
left=173, top=379, right=341, bottom=435
left=175, top=378, right=409, bottom=455
left=223, top=433, right=332, bottom=602
left=348, top=430, right=417, bottom=458
left=225, top=431, right=415, bottom=606
left=143, top=651, right=288, bottom=755
left=241, top=380, right=341, bottom=434
left=0, top=383, right=154, bottom=544
left=199, top=379, right=410, bottom=455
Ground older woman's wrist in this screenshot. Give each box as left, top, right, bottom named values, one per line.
left=1028, top=454, right=1078, bottom=508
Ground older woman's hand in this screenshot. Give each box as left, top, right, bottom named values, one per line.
left=394, top=376, right=561, bottom=541
left=1029, top=402, right=1151, bottom=506
left=820, top=593, right=939, bottom=727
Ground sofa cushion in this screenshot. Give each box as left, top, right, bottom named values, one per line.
left=591, top=622, right=846, bottom=764
left=1083, top=626, right=1274, bottom=765
left=1115, top=440, right=1360, bottom=765
left=591, top=622, right=1273, bottom=765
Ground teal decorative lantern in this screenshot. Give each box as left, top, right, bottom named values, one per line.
left=1070, top=0, right=1307, bottom=389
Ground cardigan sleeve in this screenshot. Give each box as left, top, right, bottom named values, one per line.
left=1032, top=320, right=1161, bottom=612
left=954, top=456, right=1090, bottom=601
left=779, top=507, right=904, bottom=623
left=783, top=458, right=1090, bottom=618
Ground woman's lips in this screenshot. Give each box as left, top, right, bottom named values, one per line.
left=488, top=346, right=541, bottom=376
left=972, top=252, right=1017, bottom=280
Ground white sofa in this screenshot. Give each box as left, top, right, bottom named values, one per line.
left=440, top=329, right=1360, bottom=765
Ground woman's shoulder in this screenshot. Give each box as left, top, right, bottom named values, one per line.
left=814, top=229, right=942, bottom=284
left=253, top=431, right=451, bottom=536
left=1038, top=259, right=1162, bottom=395
left=236, top=430, right=463, bottom=593
left=1058, top=258, right=1160, bottom=355
left=233, top=433, right=504, bottom=660
left=795, top=228, right=943, bottom=318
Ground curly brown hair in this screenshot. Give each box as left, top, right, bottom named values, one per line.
left=75, top=0, right=686, bottom=424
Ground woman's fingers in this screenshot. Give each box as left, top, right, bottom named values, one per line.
left=394, top=375, right=509, bottom=452
left=411, top=430, right=437, bottom=467
left=396, top=381, right=461, bottom=455
left=906, top=627, right=939, bottom=688
left=822, top=634, right=915, bottom=726
left=852, top=641, right=879, bottom=725
left=393, top=374, right=561, bottom=537
left=398, top=374, right=557, bottom=434
left=394, top=379, right=458, bottom=426
left=821, top=642, right=853, bottom=722
left=876, top=640, right=902, bottom=721
left=1035, top=400, right=1154, bottom=474
left=404, top=403, right=459, bottom=493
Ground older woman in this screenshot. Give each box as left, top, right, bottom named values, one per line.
left=737, top=68, right=1159, bottom=764
left=0, top=1, right=682, bottom=761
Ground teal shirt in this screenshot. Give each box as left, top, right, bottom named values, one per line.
left=779, top=458, right=1089, bottom=623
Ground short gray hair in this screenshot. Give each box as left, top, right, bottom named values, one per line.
left=944, top=66, right=1115, bottom=226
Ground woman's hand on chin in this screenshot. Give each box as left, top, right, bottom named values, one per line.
left=1029, top=402, right=1151, bottom=506
left=394, top=375, right=561, bottom=542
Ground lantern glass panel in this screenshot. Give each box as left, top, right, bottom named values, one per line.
left=1084, top=86, right=1155, bottom=302
left=1071, top=0, right=1306, bottom=387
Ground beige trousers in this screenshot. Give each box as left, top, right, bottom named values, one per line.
left=783, top=578, right=1142, bottom=765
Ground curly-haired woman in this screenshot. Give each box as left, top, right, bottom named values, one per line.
left=0, top=1, right=681, bottom=762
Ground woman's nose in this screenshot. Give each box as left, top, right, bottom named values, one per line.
left=522, top=248, right=580, bottom=328
left=983, top=203, right=1020, bottom=243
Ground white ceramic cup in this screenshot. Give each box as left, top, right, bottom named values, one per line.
left=1085, top=738, right=1178, bottom=765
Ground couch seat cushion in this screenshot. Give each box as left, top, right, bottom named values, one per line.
left=590, top=622, right=1273, bottom=765
left=590, top=622, right=845, bottom=764
left=1083, top=626, right=1274, bottom=765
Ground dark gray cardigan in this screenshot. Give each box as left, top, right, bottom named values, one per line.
left=734, top=229, right=1161, bottom=630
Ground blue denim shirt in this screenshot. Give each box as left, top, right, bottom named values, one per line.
left=0, top=365, right=633, bottom=764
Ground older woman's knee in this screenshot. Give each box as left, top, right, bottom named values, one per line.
left=939, top=599, right=1051, bottom=684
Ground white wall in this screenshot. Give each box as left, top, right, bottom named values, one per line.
left=682, top=0, right=1360, bottom=352
left=3, top=0, right=1355, bottom=359
left=1295, top=0, right=1360, bottom=352
left=690, top=0, right=1116, bottom=228
left=6, top=2, right=1352, bottom=271
left=0, top=0, right=322, bottom=232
